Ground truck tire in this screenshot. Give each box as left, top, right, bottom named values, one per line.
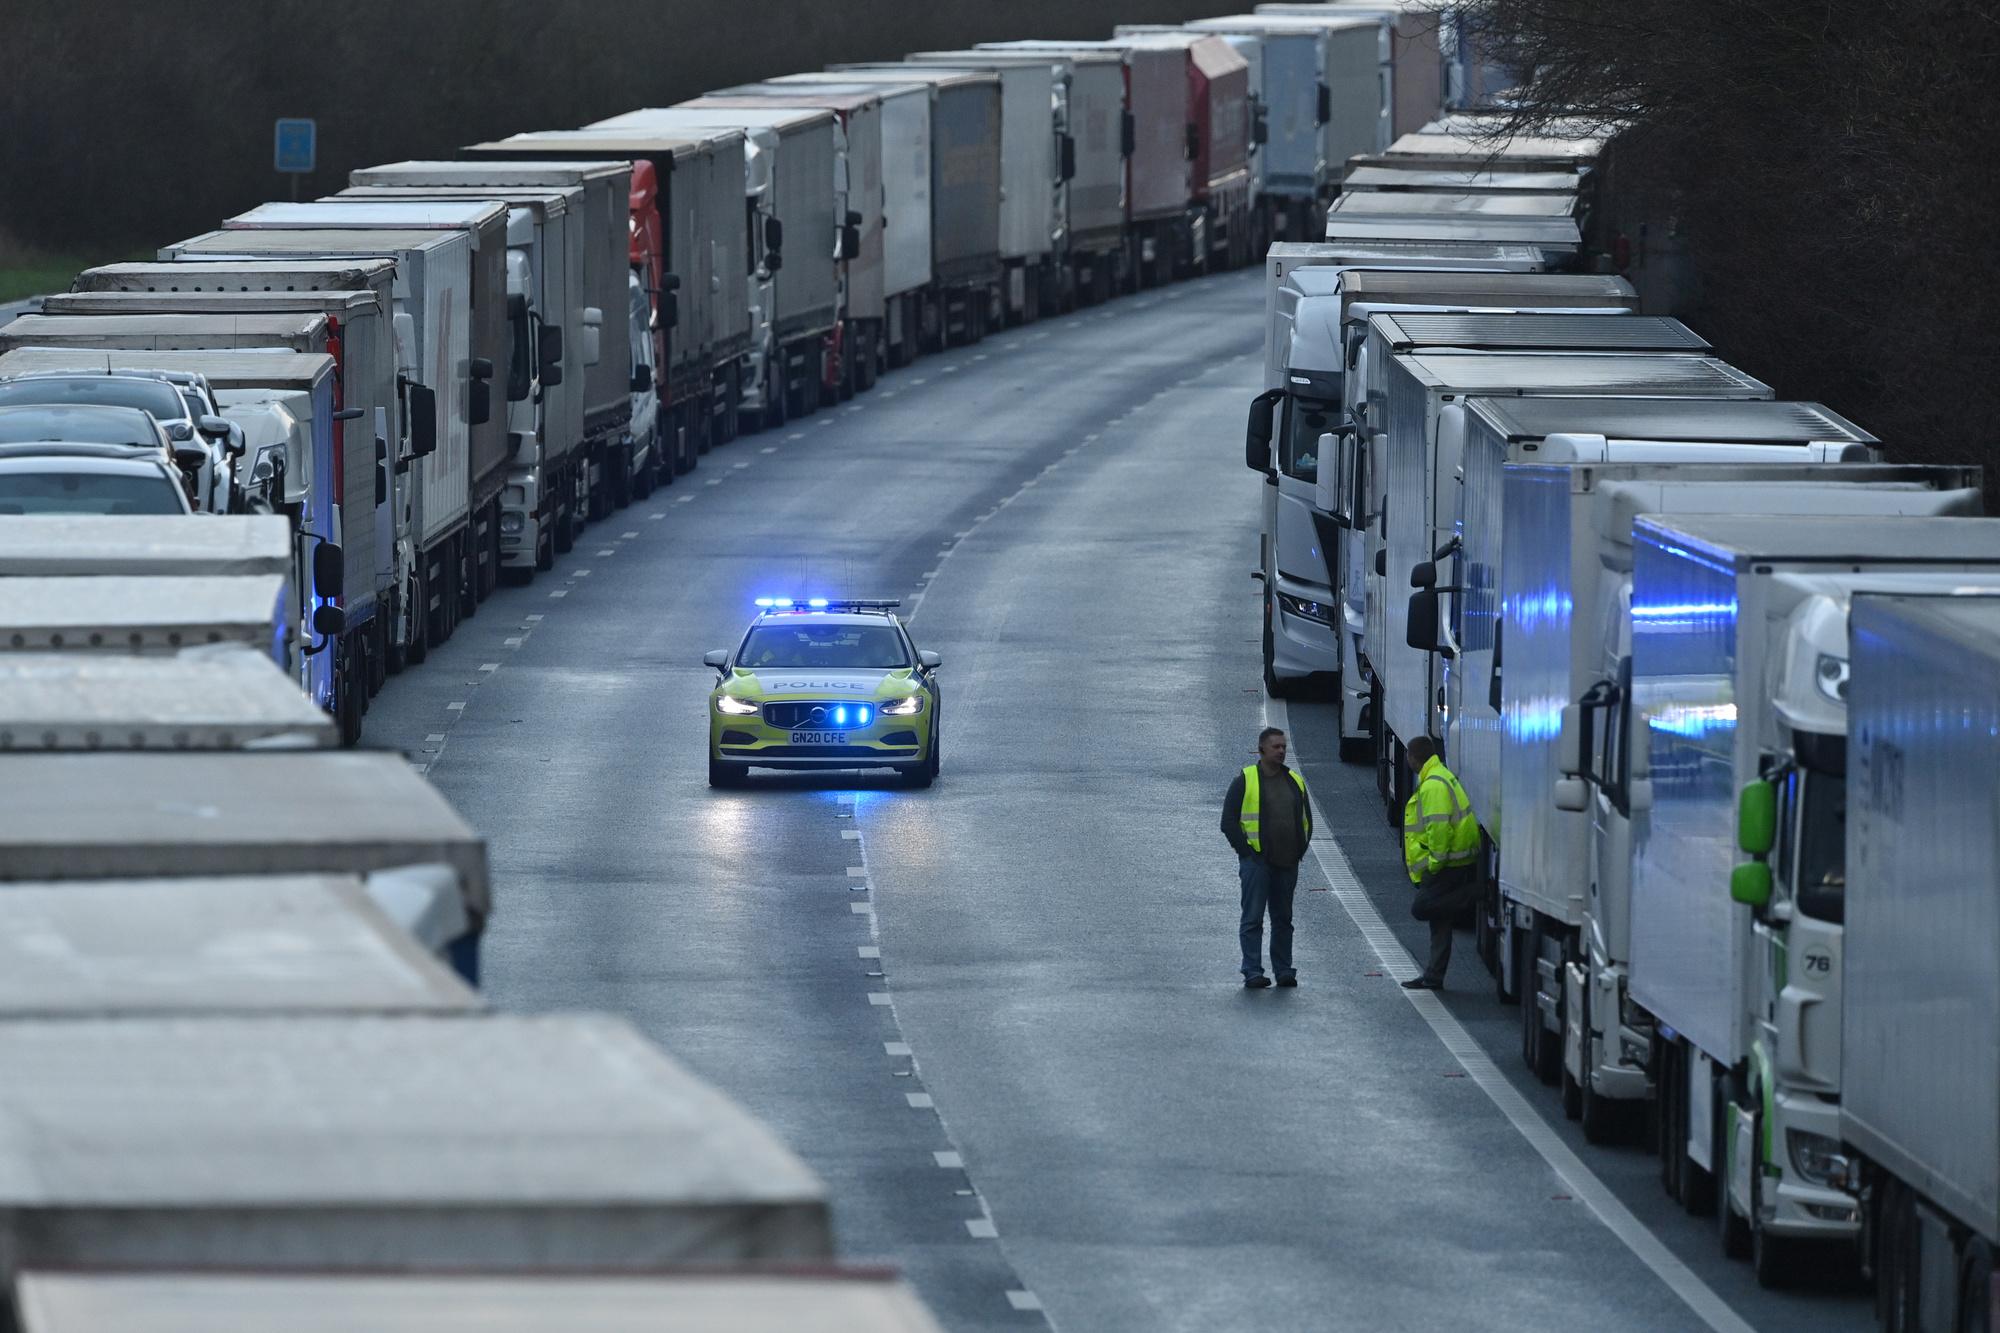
left=764, top=358, right=788, bottom=432
left=405, top=569, right=429, bottom=667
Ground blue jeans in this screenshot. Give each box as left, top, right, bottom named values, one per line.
left=1239, top=856, right=1297, bottom=978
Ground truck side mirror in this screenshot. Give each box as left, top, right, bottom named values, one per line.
left=408, top=383, right=439, bottom=458
left=630, top=364, right=652, bottom=394
left=1253, top=105, right=1269, bottom=145
left=1628, top=776, right=1654, bottom=813
left=1374, top=548, right=1386, bottom=577
left=507, top=292, right=529, bottom=323
left=765, top=249, right=785, bottom=273
left=1185, top=123, right=1200, bottom=161
left=312, top=604, right=347, bottom=637
left=1553, top=777, right=1587, bottom=812
left=1317, top=83, right=1332, bottom=124
left=764, top=217, right=784, bottom=253
left=538, top=323, right=564, bottom=372
left=1244, top=388, right=1280, bottom=472
left=1120, top=110, right=1136, bottom=158
left=1410, top=560, right=1436, bottom=590
left=1557, top=704, right=1585, bottom=777
left=661, top=291, right=678, bottom=329
left=839, top=223, right=862, bottom=260
left=1406, top=588, right=1440, bottom=652
left=1737, top=779, right=1777, bottom=855
left=581, top=307, right=603, bottom=367
left=1060, top=134, right=1077, bottom=182
left=1730, top=861, right=1773, bottom=907
left=312, top=540, right=345, bottom=598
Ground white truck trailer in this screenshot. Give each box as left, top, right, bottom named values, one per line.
left=1248, top=262, right=1636, bottom=747
left=0, top=574, right=289, bottom=662
left=66, top=258, right=406, bottom=655
left=0, top=1013, right=828, bottom=1276
left=0, top=647, right=334, bottom=750
left=910, top=48, right=1127, bottom=305
left=1843, top=593, right=2000, bottom=1331
left=337, top=182, right=592, bottom=564
left=1370, top=350, right=1774, bottom=809
left=0, top=874, right=479, bottom=1017
left=13, top=1267, right=944, bottom=1332
left=0, top=750, right=489, bottom=980
left=159, top=225, right=477, bottom=666
left=1605, top=517, right=2000, bottom=1266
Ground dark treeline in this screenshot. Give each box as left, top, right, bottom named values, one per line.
left=1, top=1, right=1241, bottom=255
left=1464, top=0, right=2000, bottom=473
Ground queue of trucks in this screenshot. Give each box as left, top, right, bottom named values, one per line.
left=0, top=8, right=1507, bottom=1326
left=1244, top=51, right=1999, bottom=1329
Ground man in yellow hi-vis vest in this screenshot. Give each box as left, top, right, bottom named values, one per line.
left=1401, top=736, right=1482, bottom=990
left=1221, top=727, right=1311, bottom=988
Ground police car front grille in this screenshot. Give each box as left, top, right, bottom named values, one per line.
left=762, top=700, right=863, bottom=729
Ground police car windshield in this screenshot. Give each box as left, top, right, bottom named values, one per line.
left=739, top=623, right=908, bottom=670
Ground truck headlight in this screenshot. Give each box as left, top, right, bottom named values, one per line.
left=714, top=694, right=760, bottom=716
left=1786, top=1129, right=1850, bottom=1188
left=880, top=694, right=925, bottom=716
left=1278, top=592, right=1331, bottom=625
left=499, top=512, right=525, bottom=536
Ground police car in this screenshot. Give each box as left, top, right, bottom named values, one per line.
left=704, top=598, right=941, bottom=788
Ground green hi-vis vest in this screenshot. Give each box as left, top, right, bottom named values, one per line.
left=1403, top=755, right=1480, bottom=883
left=1241, top=764, right=1310, bottom=853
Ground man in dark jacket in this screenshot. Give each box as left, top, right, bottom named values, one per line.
left=1221, top=727, right=1312, bottom=988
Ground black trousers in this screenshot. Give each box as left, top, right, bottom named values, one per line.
left=1410, top=864, right=1480, bottom=983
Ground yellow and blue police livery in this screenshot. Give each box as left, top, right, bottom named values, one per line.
left=704, top=598, right=942, bottom=788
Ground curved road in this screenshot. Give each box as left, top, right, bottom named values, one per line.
left=368, top=270, right=1873, bottom=1333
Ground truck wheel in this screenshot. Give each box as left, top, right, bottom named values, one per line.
left=707, top=757, right=747, bottom=789
left=1719, top=1101, right=1752, bottom=1257
left=764, top=359, right=788, bottom=431
left=405, top=570, right=428, bottom=667
left=460, top=531, right=478, bottom=621
left=1580, top=1033, right=1620, bottom=1145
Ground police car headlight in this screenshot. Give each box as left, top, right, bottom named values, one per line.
left=1277, top=593, right=1331, bottom=625
left=880, top=694, right=925, bottom=716
left=714, top=694, right=760, bottom=716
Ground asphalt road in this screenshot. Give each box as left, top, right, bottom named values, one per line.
left=367, top=269, right=1876, bottom=1333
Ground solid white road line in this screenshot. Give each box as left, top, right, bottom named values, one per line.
left=1265, top=698, right=1755, bottom=1333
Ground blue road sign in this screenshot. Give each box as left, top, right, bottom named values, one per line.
left=274, top=118, right=317, bottom=174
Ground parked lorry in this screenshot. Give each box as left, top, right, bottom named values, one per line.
left=66, top=258, right=405, bottom=642
left=0, top=353, right=364, bottom=737
left=979, top=39, right=1190, bottom=289
left=591, top=106, right=843, bottom=423
left=839, top=59, right=1063, bottom=323
left=0, top=647, right=335, bottom=750
left=0, top=873, right=479, bottom=1016
left=0, top=1010, right=827, bottom=1274
left=1182, top=15, right=1382, bottom=242
left=1257, top=2, right=1445, bottom=144
left=462, top=137, right=730, bottom=463
left=1843, top=593, right=2000, bottom=1330
left=1248, top=267, right=1637, bottom=752
left=337, top=181, right=592, bottom=563
left=1369, top=351, right=1774, bottom=803
left=786, top=69, right=1003, bottom=349
left=0, top=749, right=489, bottom=978
left=693, top=84, right=885, bottom=389
left=12, top=1268, right=946, bottom=1333
left=1124, top=32, right=1256, bottom=272
left=1566, top=516, right=2000, bottom=1276
left=1342, top=163, right=1586, bottom=196
left=159, top=223, right=484, bottom=666
left=218, top=200, right=514, bottom=620
left=910, top=48, right=1128, bottom=306
left=0, top=309, right=332, bottom=357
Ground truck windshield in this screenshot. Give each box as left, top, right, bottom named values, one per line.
left=738, top=624, right=909, bottom=670
left=1796, top=770, right=1845, bottom=923
left=0, top=469, right=186, bottom=515
left=1280, top=397, right=1334, bottom=484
